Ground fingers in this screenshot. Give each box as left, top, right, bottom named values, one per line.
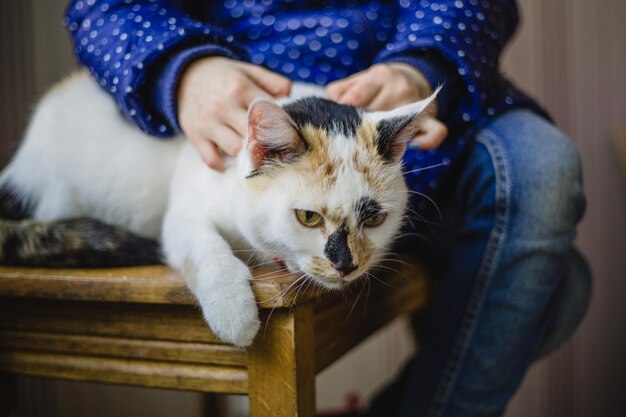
left=207, top=123, right=243, bottom=157
left=336, top=79, right=382, bottom=107
left=190, top=136, right=227, bottom=171
left=326, top=77, right=358, bottom=101
left=409, top=118, right=449, bottom=150
left=224, top=106, right=249, bottom=138
left=244, top=64, right=292, bottom=97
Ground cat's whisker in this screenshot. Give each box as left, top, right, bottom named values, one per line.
left=402, top=161, right=450, bottom=176
left=263, top=273, right=307, bottom=337
left=343, top=281, right=367, bottom=324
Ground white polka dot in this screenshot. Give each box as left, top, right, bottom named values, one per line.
left=129, top=109, right=137, bottom=116
left=309, top=40, right=321, bottom=51
left=462, top=113, right=471, bottom=121
left=330, top=33, right=343, bottom=43
left=315, top=74, right=328, bottom=84
left=298, top=68, right=310, bottom=78
left=287, top=19, right=301, bottom=30
left=433, top=16, right=443, bottom=25
left=315, top=27, right=328, bottom=37
left=293, top=34, right=306, bottom=45
left=347, top=39, right=359, bottom=49
left=125, top=86, right=133, bottom=93
left=303, top=17, right=316, bottom=28
left=287, top=49, right=299, bottom=59
left=324, top=47, right=337, bottom=58
left=337, top=18, right=349, bottom=28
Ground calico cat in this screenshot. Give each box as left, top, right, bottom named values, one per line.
left=0, top=71, right=437, bottom=346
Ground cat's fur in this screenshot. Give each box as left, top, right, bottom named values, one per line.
left=0, top=71, right=436, bottom=346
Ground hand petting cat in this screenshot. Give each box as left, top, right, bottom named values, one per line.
left=178, top=57, right=292, bottom=170
left=178, top=58, right=447, bottom=171
left=326, top=63, right=448, bottom=150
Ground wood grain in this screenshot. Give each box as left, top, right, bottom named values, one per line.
left=0, top=331, right=246, bottom=367
left=248, top=305, right=316, bottom=417
left=0, top=266, right=316, bottom=308
left=0, top=351, right=248, bottom=394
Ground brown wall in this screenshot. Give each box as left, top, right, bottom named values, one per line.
left=1, top=0, right=624, bottom=416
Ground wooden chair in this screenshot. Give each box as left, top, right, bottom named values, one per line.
left=0, top=261, right=429, bottom=417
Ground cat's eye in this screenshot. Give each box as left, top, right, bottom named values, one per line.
left=295, top=209, right=324, bottom=228
left=363, top=212, right=387, bottom=227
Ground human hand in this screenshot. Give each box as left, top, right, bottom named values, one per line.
left=326, top=63, right=448, bottom=150
left=178, top=57, right=292, bottom=170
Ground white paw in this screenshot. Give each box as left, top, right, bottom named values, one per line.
left=194, top=258, right=260, bottom=347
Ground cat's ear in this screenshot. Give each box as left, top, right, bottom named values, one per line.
left=246, top=99, right=305, bottom=170
left=365, top=87, right=441, bottom=162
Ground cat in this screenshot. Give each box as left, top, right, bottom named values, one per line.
left=0, top=71, right=437, bottom=346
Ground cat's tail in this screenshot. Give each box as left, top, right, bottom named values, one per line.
left=0, top=184, right=162, bottom=267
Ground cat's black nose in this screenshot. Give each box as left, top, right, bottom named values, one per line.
left=335, top=263, right=358, bottom=277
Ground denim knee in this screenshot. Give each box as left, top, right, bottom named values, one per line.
left=479, top=109, right=586, bottom=245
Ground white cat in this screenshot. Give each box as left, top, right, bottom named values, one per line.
left=0, top=71, right=436, bottom=346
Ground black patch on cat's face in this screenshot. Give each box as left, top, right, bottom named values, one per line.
left=324, top=224, right=356, bottom=275
left=355, top=197, right=382, bottom=225
left=283, top=97, right=362, bottom=137
left=376, top=116, right=413, bottom=162
left=0, top=183, right=34, bottom=220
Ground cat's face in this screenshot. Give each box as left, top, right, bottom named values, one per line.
left=239, top=95, right=436, bottom=289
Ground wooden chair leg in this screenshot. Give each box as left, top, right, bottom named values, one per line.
left=0, top=373, right=17, bottom=417
left=248, top=304, right=315, bottom=417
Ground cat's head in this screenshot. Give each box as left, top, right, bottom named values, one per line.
left=237, top=93, right=437, bottom=289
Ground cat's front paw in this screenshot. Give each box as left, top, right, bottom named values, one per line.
left=194, top=260, right=260, bottom=347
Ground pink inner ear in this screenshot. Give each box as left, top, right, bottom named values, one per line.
left=247, top=100, right=277, bottom=170
left=246, top=99, right=303, bottom=170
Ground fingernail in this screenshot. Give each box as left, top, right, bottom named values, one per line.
left=409, top=142, right=421, bottom=150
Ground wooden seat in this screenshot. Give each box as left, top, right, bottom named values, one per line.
left=0, top=261, right=428, bottom=417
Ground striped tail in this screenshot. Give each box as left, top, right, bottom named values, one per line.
left=0, top=184, right=162, bottom=267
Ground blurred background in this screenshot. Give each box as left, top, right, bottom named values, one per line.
left=1, top=0, right=624, bottom=416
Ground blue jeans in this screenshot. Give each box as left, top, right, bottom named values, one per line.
left=368, top=109, right=591, bottom=417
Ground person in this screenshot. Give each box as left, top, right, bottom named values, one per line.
left=63, top=1, right=591, bottom=416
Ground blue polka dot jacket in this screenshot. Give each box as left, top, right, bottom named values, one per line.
left=64, top=0, right=548, bottom=195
